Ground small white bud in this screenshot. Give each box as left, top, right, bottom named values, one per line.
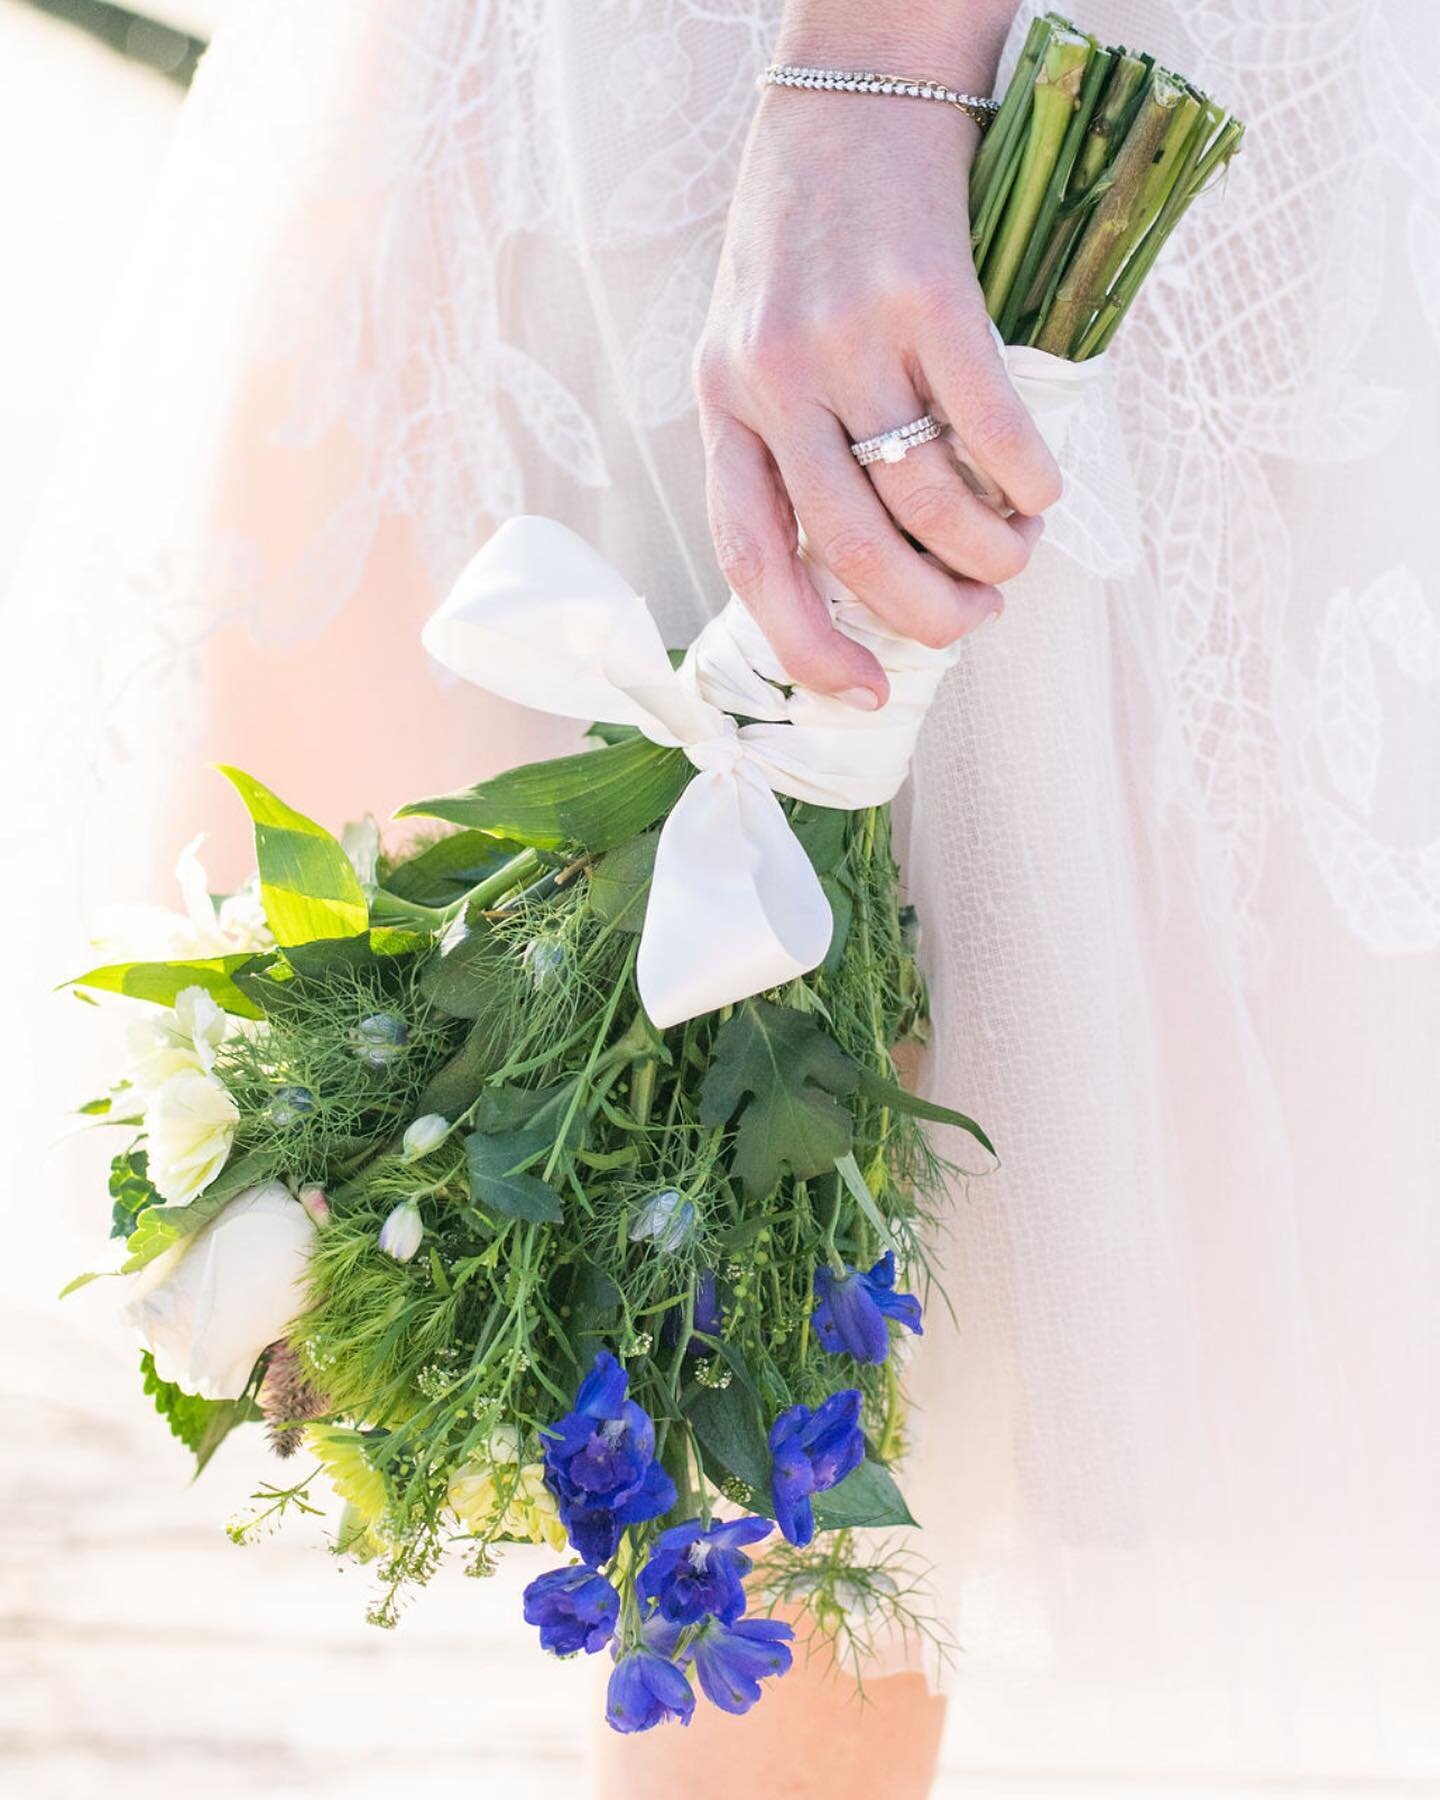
left=402, top=1113, right=450, bottom=1161
left=298, top=1185, right=331, bottom=1225
left=378, top=1199, right=424, bottom=1263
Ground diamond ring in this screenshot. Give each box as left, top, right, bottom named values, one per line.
left=849, top=414, right=943, bottom=467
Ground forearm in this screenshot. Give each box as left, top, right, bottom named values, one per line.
left=774, top=0, right=1021, bottom=93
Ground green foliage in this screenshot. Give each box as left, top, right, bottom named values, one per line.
left=855, top=1066, right=997, bottom=1159
left=699, top=999, right=859, bottom=1198
left=587, top=832, right=657, bottom=933
left=140, top=1350, right=261, bottom=1474
left=108, top=1146, right=160, bottom=1240
left=219, top=767, right=369, bottom=948
left=67, top=954, right=270, bottom=1019
left=466, top=1132, right=565, bottom=1224
left=381, top=829, right=530, bottom=908
left=398, top=736, right=690, bottom=854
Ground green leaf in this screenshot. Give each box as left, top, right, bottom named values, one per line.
left=283, top=927, right=430, bottom=980
left=587, top=831, right=658, bottom=933
left=398, top=737, right=690, bottom=854
left=414, top=1017, right=509, bottom=1118
left=66, top=954, right=270, bottom=1020
left=218, top=767, right=369, bottom=948
left=789, top=803, right=849, bottom=875
left=812, top=1459, right=917, bottom=1532
left=121, top=1149, right=275, bottom=1274
left=833, top=1152, right=898, bottom=1257
left=699, top=999, right=858, bottom=1198
left=381, top=829, right=530, bottom=908
left=419, top=921, right=508, bottom=1020
left=109, top=1146, right=161, bottom=1240
left=465, top=1130, right=564, bottom=1224
left=140, top=1350, right=260, bottom=1476
left=855, top=1066, right=997, bottom=1159
left=689, top=1381, right=773, bottom=1495
left=819, top=874, right=854, bottom=973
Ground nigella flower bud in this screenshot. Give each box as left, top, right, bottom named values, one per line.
left=297, top=1186, right=331, bottom=1225
left=351, top=1013, right=408, bottom=1068
left=629, top=1189, right=697, bottom=1254
left=401, top=1113, right=449, bottom=1161
left=265, top=1084, right=314, bottom=1128
left=378, top=1198, right=424, bottom=1263
left=522, top=936, right=567, bottom=991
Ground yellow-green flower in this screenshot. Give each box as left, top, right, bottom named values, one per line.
left=309, top=1425, right=391, bottom=1558
left=449, top=1426, right=567, bottom=1553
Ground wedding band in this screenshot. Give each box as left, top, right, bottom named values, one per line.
left=850, top=414, right=943, bottom=467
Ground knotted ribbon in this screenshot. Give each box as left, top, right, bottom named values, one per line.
left=422, top=346, right=1104, bottom=1029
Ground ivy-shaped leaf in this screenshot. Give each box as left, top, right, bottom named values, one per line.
left=109, top=1146, right=160, bottom=1240
left=140, top=1350, right=261, bottom=1476
left=698, top=1000, right=858, bottom=1199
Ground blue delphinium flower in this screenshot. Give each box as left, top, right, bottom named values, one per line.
left=541, top=1350, right=677, bottom=1565
left=660, top=1269, right=724, bottom=1359
left=605, top=1647, right=696, bottom=1734
left=636, top=1515, right=772, bottom=1625
left=812, top=1251, right=923, bottom=1364
left=688, top=1616, right=795, bottom=1714
left=769, top=1388, right=866, bottom=1547
left=521, top=1565, right=619, bottom=1656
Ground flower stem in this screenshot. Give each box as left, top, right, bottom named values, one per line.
left=1033, top=70, right=1187, bottom=357
left=996, top=40, right=1111, bottom=342
left=981, top=29, right=1093, bottom=325
left=970, top=13, right=1054, bottom=269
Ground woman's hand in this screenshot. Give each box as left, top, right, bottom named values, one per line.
left=694, top=48, right=1060, bottom=707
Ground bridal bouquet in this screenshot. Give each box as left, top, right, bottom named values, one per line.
left=67, top=16, right=1238, bottom=1734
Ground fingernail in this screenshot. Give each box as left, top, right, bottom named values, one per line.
left=836, top=686, right=882, bottom=712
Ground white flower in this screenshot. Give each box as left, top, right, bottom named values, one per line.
left=145, top=1069, right=240, bottom=1205
left=341, top=816, right=381, bottom=890
left=401, top=1113, right=449, bottom=1161
left=378, top=1198, right=424, bottom=1263
left=127, top=985, right=230, bottom=1096
left=126, top=1181, right=315, bottom=1401
left=90, top=835, right=272, bottom=962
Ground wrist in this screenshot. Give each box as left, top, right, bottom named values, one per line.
left=774, top=1, right=1013, bottom=96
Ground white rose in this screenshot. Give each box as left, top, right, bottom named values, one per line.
left=145, top=1069, right=240, bottom=1205
left=126, top=1181, right=316, bottom=1400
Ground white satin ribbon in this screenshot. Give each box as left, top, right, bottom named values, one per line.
left=422, top=345, right=1104, bottom=1028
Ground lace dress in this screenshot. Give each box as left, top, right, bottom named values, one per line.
left=9, top=1, right=1439, bottom=1788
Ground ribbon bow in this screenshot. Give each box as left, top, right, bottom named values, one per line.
left=421, top=348, right=1103, bottom=1029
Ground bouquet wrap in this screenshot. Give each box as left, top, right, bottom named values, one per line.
left=421, top=343, right=1102, bottom=1031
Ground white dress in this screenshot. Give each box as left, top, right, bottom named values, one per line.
left=9, top=0, right=1440, bottom=1789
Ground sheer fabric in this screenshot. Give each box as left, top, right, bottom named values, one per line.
left=8, top=0, right=1439, bottom=1789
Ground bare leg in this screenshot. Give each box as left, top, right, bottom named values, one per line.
left=593, top=1640, right=946, bottom=1800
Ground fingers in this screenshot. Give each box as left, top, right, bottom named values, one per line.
left=860, top=431, right=1041, bottom=585
left=703, top=412, right=889, bottom=706
left=912, top=276, right=1063, bottom=515
left=768, top=413, right=1003, bottom=651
